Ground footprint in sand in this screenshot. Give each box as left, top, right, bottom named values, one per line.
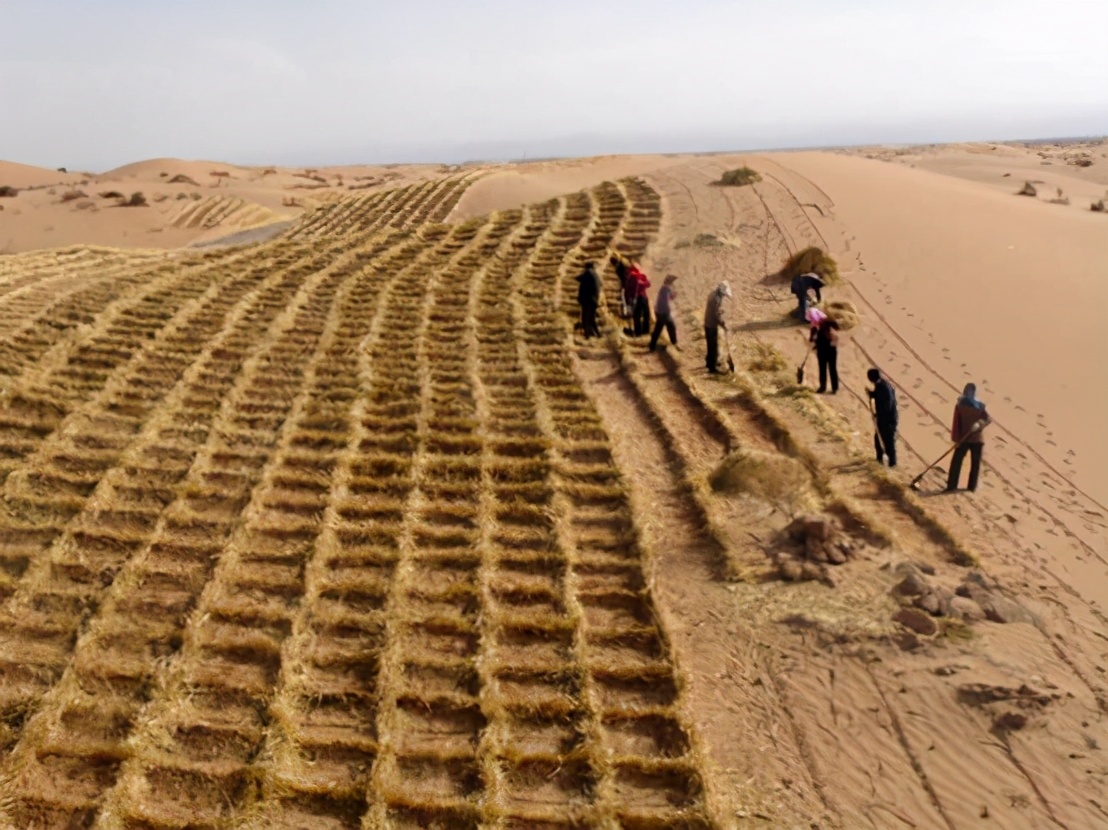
left=1063, top=458, right=1074, bottom=466
left=1003, top=396, right=1012, bottom=403
left=1016, top=405, right=1026, bottom=412
left=1047, top=440, right=1057, bottom=447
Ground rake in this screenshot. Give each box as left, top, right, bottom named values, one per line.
left=909, top=421, right=989, bottom=490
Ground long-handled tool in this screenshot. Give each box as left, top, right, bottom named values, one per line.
left=909, top=421, right=988, bottom=490
left=725, top=329, right=736, bottom=373
left=796, top=339, right=814, bottom=384
left=869, top=398, right=885, bottom=460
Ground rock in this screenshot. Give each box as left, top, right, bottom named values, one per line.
left=993, top=711, right=1028, bottom=732
left=826, top=545, right=847, bottom=565
left=800, top=561, right=824, bottom=583
left=790, top=513, right=838, bottom=542
left=981, top=595, right=1035, bottom=626
left=916, top=590, right=944, bottom=616
left=915, top=561, right=937, bottom=576
left=895, top=631, right=922, bottom=651
left=895, top=572, right=929, bottom=597
left=948, top=596, right=986, bottom=622
left=1018, top=181, right=1037, bottom=196
left=895, top=607, right=939, bottom=636
left=806, top=539, right=829, bottom=563
left=779, top=559, right=803, bottom=582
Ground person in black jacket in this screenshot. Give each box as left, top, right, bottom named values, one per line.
left=576, top=262, right=601, bottom=338
left=810, top=315, right=840, bottom=393
left=791, top=272, right=825, bottom=322
left=867, top=368, right=898, bottom=467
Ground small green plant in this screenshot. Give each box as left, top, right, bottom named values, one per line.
left=779, top=246, right=839, bottom=285
left=716, top=167, right=761, bottom=187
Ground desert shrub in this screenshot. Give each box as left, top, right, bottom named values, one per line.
left=779, top=246, right=839, bottom=285
left=168, top=174, right=200, bottom=186
left=121, top=192, right=148, bottom=207
left=1069, top=157, right=1094, bottom=168
left=1091, top=199, right=1106, bottom=213
left=59, top=189, right=87, bottom=203
left=0, top=186, right=18, bottom=198
left=717, top=166, right=761, bottom=187
left=693, top=232, right=723, bottom=247
left=98, top=190, right=124, bottom=199
left=709, top=449, right=816, bottom=516
left=1018, top=181, right=1037, bottom=196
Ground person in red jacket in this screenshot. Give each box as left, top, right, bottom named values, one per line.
left=946, top=383, right=990, bottom=492
left=626, top=265, right=652, bottom=337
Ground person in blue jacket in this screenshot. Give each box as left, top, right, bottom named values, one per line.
left=791, top=272, right=825, bottom=322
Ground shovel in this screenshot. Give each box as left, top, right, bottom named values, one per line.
left=796, top=340, right=814, bottom=384
left=725, top=329, right=736, bottom=373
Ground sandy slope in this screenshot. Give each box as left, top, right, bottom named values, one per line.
left=0, top=157, right=453, bottom=252
left=1, top=142, right=1105, bottom=827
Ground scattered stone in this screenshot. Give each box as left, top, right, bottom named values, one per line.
left=826, top=545, right=847, bottom=565
left=800, top=561, right=824, bottom=583
left=917, top=590, right=944, bottom=616
left=895, top=572, right=928, bottom=597
left=779, top=558, right=803, bottom=582
left=993, top=711, right=1028, bottom=732
left=895, top=607, right=938, bottom=636
left=915, top=561, right=937, bottom=576
left=948, top=596, right=986, bottom=622
left=1018, top=181, right=1037, bottom=196
left=895, top=631, right=922, bottom=651
left=981, top=595, right=1035, bottom=625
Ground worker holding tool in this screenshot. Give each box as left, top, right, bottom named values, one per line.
left=867, top=368, right=898, bottom=467
left=809, top=313, right=840, bottom=394
left=946, top=383, right=990, bottom=492
left=704, top=281, right=732, bottom=373
left=791, top=271, right=825, bottom=322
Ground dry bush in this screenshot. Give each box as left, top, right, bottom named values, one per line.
left=59, top=189, right=88, bottom=203
left=0, top=186, right=18, bottom=197
left=778, top=246, right=839, bottom=285
left=1018, top=181, right=1037, bottom=196
left=98, top=190, right=124, bottom=199
left=709, top=448, right=816, bottom=516
left=120, top=192, right=148, bottom=207
left=1068, top=157, right=1094, bottom=167
left=1092, top=199, right=1106, bottom=212
left=716, top=166, right=761, bottom=187
left=168, top=174, right=200, bottom=186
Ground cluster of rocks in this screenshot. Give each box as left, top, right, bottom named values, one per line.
left=891, top=562, right=1035, bottom=638
left=773, top=514, right=857, bottom=585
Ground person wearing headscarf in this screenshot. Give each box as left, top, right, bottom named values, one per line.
left=610, top=252, right=633, bottom=318
left=703, top=281, right=732, bottom=373
left=946, top=382, right=990, bottom=491
left=809, top=314, right=841, bottom=393
left=791, top=271, right=825, bottom=322
left=575, top=261, right=602, bottom=338
left=649, top=274, right=679, bottom=352
left=867, top=368, right=898, bottom=467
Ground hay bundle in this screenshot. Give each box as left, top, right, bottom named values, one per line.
left=716, top=166, right=761, bottom=187
left=779, top=246, right=839, bottom=285
left=709, top=449, right=815, bottom=515
left=824, top=299, right=859, bottom=330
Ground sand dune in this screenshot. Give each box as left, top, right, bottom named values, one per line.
left=0, top=141, right=1105, bottom=828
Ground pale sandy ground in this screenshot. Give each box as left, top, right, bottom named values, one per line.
left=2, top=141, right=1106, bottom=827
left=0, top=157, right=457, bottom=253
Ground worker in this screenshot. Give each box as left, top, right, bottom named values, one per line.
left=649, top=275, right=679, bottom=351
left=703, top=281, right=732, bottom=373
left=609, top=253, right=632, bottom=318
left=809, top=314, right=840, bottom=393
left=946, top=383, right=990, bottom=492
left=627, top=264, right=652, bottom=336
left=867, top=368, right=898, bottom=467
left=575, top=261, right=602, bottom=338
left=791, top=271, right=825, bottom=322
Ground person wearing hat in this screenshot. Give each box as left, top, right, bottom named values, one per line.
left=867, top=368, right=898, bottom=467
left=628, top=265, right=652, bottom=336
left=791, top=271, right=825, bottom=322
left=703, top=281, right=732, bottom=373
left=649, top=275, right=679, bottom=352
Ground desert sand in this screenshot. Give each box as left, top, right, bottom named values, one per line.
left=0, top=140, right=1105, bottom=828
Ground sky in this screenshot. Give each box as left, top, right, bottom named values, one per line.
left=2, top=0, right=1106, bottom=171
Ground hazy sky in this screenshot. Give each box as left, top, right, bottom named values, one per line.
left=3, top=0, right=1106, bottom=170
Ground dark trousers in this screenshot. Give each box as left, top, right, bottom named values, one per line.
left=874, top=421, right=897, bottom=467
left=816, top=345, right=838, bottom=392
left=580, top=302, right=599, bottom=338
left=632, top=296, right=651, bottom=336
left=649, top=314, right=676, bottom=351
left=705, top=326, right=719, bottom=371
left=795, top=292, right=808, bottom=321
left=947, top=443, right=983, bottom=491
